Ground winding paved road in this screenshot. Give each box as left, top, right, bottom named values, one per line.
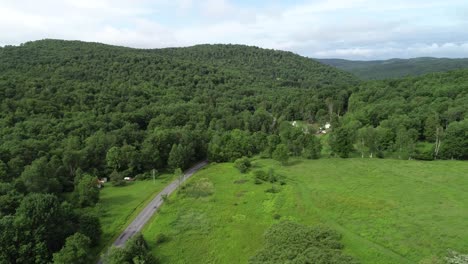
left=98, top=160, right=208, bottom=263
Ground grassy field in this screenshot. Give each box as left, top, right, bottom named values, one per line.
left=90, top=173, right=175, bottom=258
left=142, top=158, right=468, bottom=264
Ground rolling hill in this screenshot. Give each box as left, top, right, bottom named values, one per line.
left=317, top=57, right=468, bottom=80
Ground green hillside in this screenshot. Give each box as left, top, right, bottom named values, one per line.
left=317, top=57, right=468, bottom=80
left=0, top=39, right=357, bottom=182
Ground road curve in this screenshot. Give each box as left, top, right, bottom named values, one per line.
left=98, top=160, right=209, bottom=262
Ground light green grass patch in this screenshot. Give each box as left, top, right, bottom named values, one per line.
left=143, top=158, right=468, bottom=264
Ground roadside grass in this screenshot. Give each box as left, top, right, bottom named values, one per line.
left=142, top=158, right=468, bottom=264
left=89, top=173, right=175, bottom=260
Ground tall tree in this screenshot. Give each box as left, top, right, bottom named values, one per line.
left=168, top=144, right=185, bottom=170
left=424, top=114, right=440, bottom=142
left=329, top=126, right=354, bottom=158
left=52, top=233, right=92, bottom=264
left=273, top=144, right=289, bottom=165
left=20, top=157, right=61, bottom=194
left=73, top=174, right=99, bottom=207
left=394, top=127, right=416, bottom=159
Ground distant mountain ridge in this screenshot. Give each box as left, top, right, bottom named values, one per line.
left=316, top=57, right=468, bottom=80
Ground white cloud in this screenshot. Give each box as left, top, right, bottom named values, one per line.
left=0, top=0, right=467, bottom=59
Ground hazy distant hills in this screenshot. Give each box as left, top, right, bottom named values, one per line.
left=317, top=57, right=468, bottom=80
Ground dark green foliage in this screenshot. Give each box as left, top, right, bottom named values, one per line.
left=440, top=120, right=468, bottom=159
left=208, top=129, right=254, bottom=162
left=19, top=156, right=61, bottom=194
left=250, top=221, right=358, bottom=264
left=168, top=143, right=193, bottom=170
left=253, top=170, right=268, bottom=183
left=272, top=213, right=281, bottom=220
left=0, top=160, right=7, bottom=182
left=0, top=193, right=89, bottom=263
left=0, top=216, right=18, bottom=264
left=329, top=126, right=354, bottom=158
left=77, top=213, right=102, bottom=246
left=102, top=233, right=158, bottom=264
left=52, top=233, right=92, bottom=264
left=234, top=157, right=251, bottom=173
left=272, top=144, right=289, bottom=165
left=302, top=134, right=322, bottom=159
left=73, top=174, right=99, bottom=207
left=318, top=57, right=468, bottom=80
left=253, top=169, right=284, bottom=184
left=265, top=186, right=281, bottom=193
left=109, top=170, right=125, bottom=186
left=0, top=183, right=22, bottom=216
left=347, top=70, right=467, bottom=160
left=155, top=233, right=169, bottom=244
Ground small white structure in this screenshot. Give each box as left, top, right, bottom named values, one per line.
left=324, top=122, right=331, bottom=129
left=292, top=121, right=298, bottom=127
left=124, top=177, right=133, bottom=181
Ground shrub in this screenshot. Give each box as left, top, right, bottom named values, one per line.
left=109, top=170, right=126, bottom=187
left=265, top=186, right=280, bottom=193
left=254, top=169, right=285, bottom=184
left=249, top=221, right=358, bottom=264
left=254, top=170, right=268, bottom=182
left=233, top=179, right=248, bottom=184
left=254, top=178, right=263, bottom=185
left=181, top=178, right=214, bottom=198
left=155, top=233, right=169, bottom=244
left=234, top=157, right=251, bottom=173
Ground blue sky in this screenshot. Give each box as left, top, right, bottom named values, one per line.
left=1, top=0, right=467, bottom=60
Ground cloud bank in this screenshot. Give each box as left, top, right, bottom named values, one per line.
left=0, top=0, right=467, bottom=59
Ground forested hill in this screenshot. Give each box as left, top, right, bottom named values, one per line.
left=0, top=39, right=357, bottom=183
left=159, top=44, right=356, bottom=88
left=317, top=57, right=468, bottom=80
left=0, top=39, right=358, bottom=263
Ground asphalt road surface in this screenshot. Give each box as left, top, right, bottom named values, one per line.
left=98, top=160, right=208, bottom=262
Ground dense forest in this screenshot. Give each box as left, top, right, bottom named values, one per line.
left=0, top=39, right=466, bottom=263
left=0, top=39, right=356, bottom=263
left=333, top=69, right=468, bottom=160
left=318, top=57, right=468, bottom=80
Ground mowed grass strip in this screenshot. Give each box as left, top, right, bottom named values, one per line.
left=90, top=173, right=175, bottom=259
left=142, top=158, right=468, bottom=264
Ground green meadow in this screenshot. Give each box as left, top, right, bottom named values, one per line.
left=142, top=158, right=468, bottom=264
